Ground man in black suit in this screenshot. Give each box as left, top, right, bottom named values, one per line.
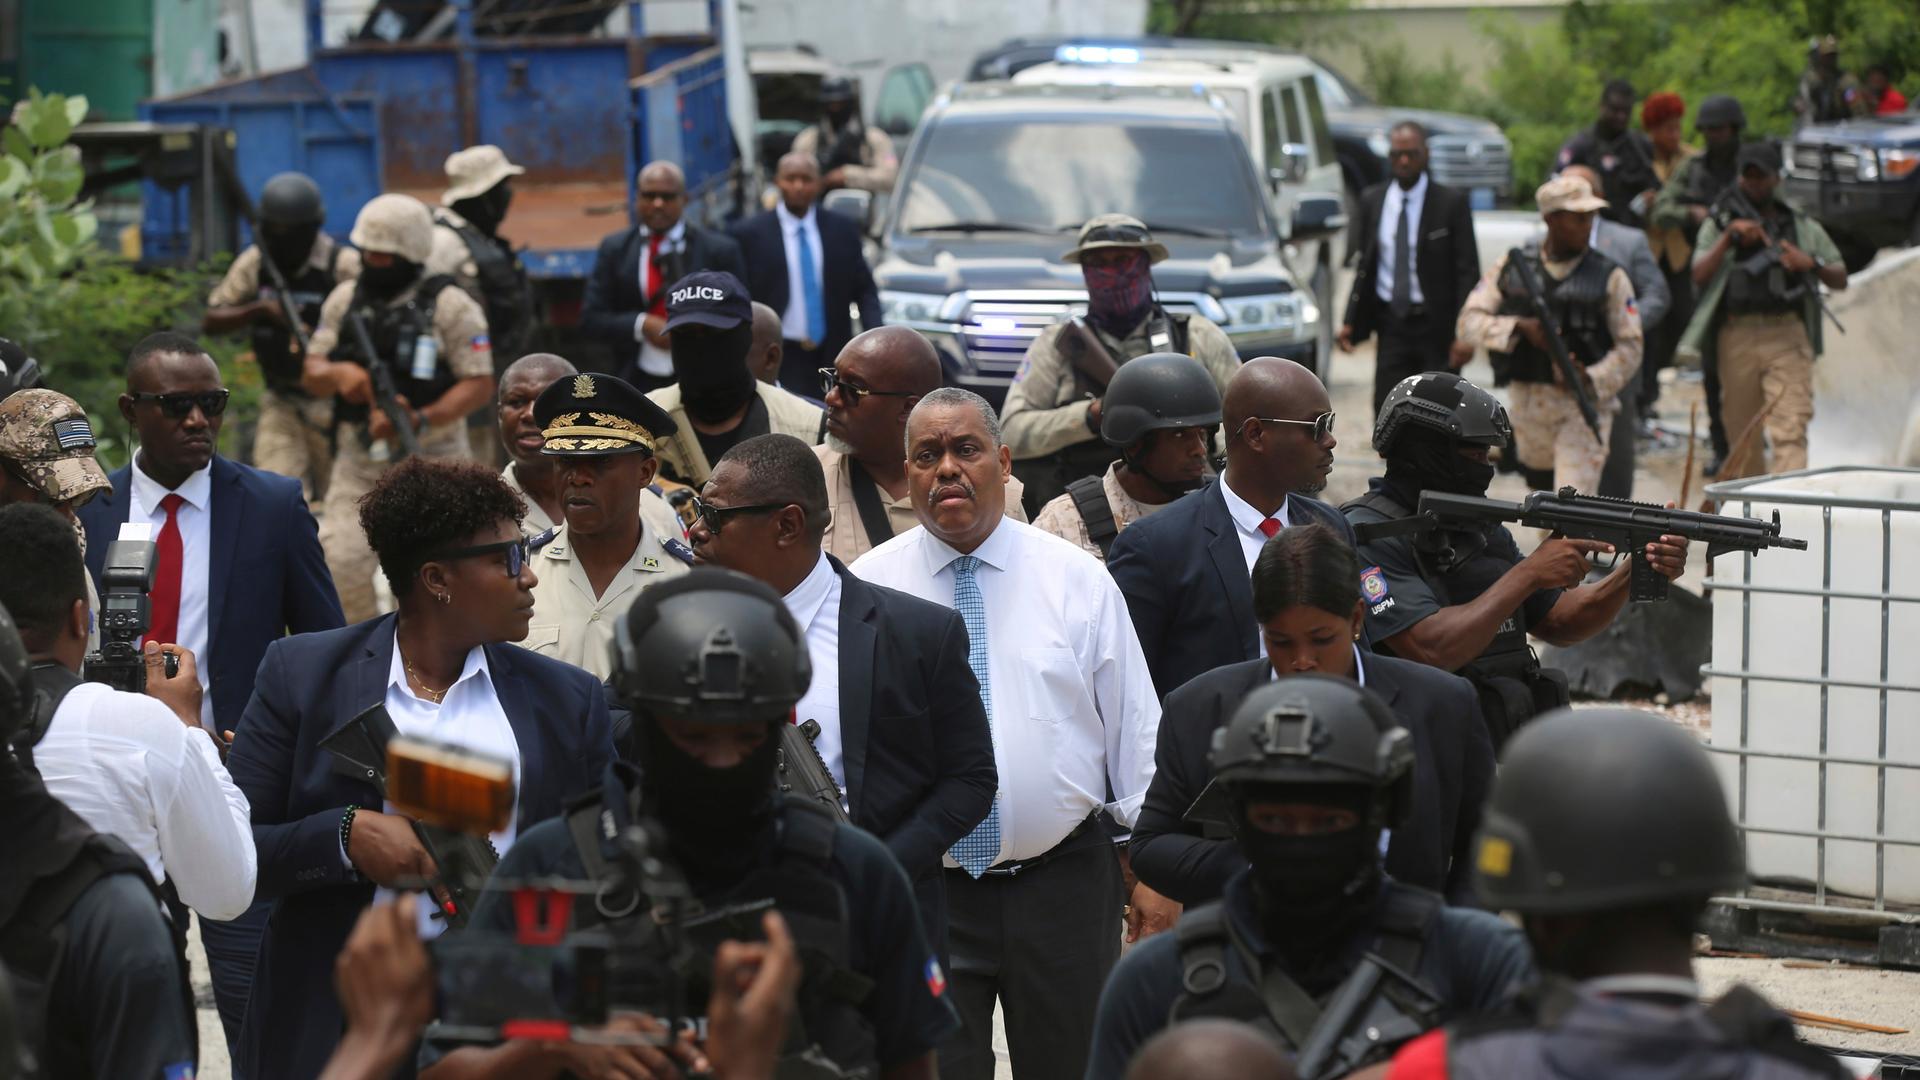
left=582, top=160, right=748, bottom=390
left=688, top=432, right=997, bottom=955
left=1108, top=358, right=1358, bottom=700
left=1128, top=523, right=1494, bottom=908
left=1339, top=121, right=1481, bottom=415
left=734, top=152, right=883, bottom=391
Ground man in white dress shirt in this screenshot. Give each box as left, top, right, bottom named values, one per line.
left=851, top=388, right=1163, bottom=1080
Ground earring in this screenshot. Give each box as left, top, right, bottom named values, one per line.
left=1352, top=631, right=1362, bottom=641
left=437, top=592, right=452, bottom=606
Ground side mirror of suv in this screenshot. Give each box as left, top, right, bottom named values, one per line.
left=1291, top=191, right=1347, bottom=241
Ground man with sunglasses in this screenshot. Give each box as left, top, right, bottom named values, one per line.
left=525, top=371, right=690, bottom=679
left=583, top=160, right=748, bottom=392
left=814, top=326, right=1026, bottom=563
left=1002, top=214, right=1240, bottom=514
left=1108, top=357, right=1359, bottom=700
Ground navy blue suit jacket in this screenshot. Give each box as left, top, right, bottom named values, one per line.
left=225, top=615, right=615, bottom=1080
left=1106, top=479, right=1360, bottom=700
left=731, top=206, right=881, bottom=361
left=77, top=454, right=344, bottom=733
left=830, top=558, right=996, bottom=955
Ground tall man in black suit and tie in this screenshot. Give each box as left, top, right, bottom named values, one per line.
left=1338, top=121, right=1481, bottom=415
left=734, top=152, right=883, bottom=391
left=1108, top=358, right=1359, bottom=700
left=687, top=432, right=997, bottom=956
left=582, top=160, right=748, bottom=391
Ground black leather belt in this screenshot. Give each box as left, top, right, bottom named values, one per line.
left=977, top=813, right=1101, bottom=878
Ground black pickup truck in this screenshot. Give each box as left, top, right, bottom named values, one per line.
left=1785, top=113, right=1920, bottom=270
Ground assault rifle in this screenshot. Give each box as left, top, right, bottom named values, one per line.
left=345, top=311, right=423, bottom=459
left=1718, top=186, right=1846, bottom=334
left=1504, top=247, right=1604, bottom=444
left=211, top=138, right=311, bottom=357
left=777, top=718, right=850, bottom=824
left=1058, top=315, right=1121, bottom=390
left=1351, top=486, right=1807, bottom=602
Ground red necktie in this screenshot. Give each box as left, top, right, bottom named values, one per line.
left=147, top=493, right=185, bottom=646
left=645, top=234, right=665, bottom=317
left=1258, top=517, right=1282, bottom=539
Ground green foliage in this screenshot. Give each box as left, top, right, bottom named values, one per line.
left=0, top=89, right=99, bottom=285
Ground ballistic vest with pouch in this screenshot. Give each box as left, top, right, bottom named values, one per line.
left=330, top=274, right=462, bottom=425
left=254, top=241, right=348, bottom=395
left=1488, top=250, right=1616, bottom=387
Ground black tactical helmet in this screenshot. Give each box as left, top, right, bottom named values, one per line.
left=0, top=338, right=43, bottom=402
left=259, top=171, right=326, bottom=226
left=611, top=567, right=810, bottom=725
left=1373, top=371, right=1512, bottom=457
left=1193, top=675, right=1414, bottom=827
left=819, top=76, right=858, bottom=105
left=1099, top=352, right=1223, bottom=448
left=1474, top=708, right=1747, bottom=914
left=1695, top=95, right=1747, bottom=131
left=0, top=602, right=32, bottom=748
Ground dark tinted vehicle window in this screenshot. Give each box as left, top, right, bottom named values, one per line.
left=898, top=119, right=1269, bottom=236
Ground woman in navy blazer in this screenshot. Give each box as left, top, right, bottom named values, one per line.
left=226, top=458, right=614, bottom=1080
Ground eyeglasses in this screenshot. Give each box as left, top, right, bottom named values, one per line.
left=130, top=390, right=230, bottom=419
left=690, top=495, right=789, bottom=535
left=1248, top=412, right=1336, bottom=443
left=425, top=537, right=530, bottom=579
left=818, top=368, right=916, bottom=402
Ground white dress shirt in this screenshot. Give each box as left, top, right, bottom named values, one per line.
left=374, top=631, right=523, bottom=938
left=634, top=220, right=687, bottom=378
left=36, top=681, right=256, bottom=919
left=1375, top=172, right=1429, bottom=306
left=851, top=518, right=1161, bottom=864
left=783, top=552, right=846, bottom=794
left=128, top=457, right=214, bottom=731
left=775, top=201, right=826, bottom=344
left=1219, top=475, right=1292, bottom=574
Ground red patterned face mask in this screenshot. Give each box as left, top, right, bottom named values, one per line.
left=1082, top=251, right=1154, bottom=333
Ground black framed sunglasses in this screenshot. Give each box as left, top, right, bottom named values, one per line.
left=131, top=390, right=230, bottom=419
left=425, top=537, right=530, bottom=578
left=1248, top=412, right=1336, bottom=443
left=690, top=495, right=789, bottom=535
left=818, top=367, right=916, bottom=402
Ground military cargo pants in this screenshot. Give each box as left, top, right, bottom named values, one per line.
left=320, top=422, right=471, bottom=623
left=1509, top=381, right=1616, bottom=495
left=1718, top=313, right=1814, bottom=481
left=251, top=389, right=335, bottom=504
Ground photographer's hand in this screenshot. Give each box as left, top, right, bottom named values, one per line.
left=143, top=641, right=203, bottom=728
left=320, top=894, right=435, bottom=1080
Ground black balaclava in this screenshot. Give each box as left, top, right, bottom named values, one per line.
left=1384, top=426, right=1497, bottom=503
left=361, top=257, right=424, bottom=302
left=635, top=715, right=780, bottom=886
left=1230, top=783, right=1385, bottom=953
left=261, top=221, right=322, bottom=278
left=672, top=323, right=759, bottom=425
left=455, top=181, right=515, bottom=238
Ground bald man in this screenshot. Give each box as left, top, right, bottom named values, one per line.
left=734, top=151, right=883, bottom=391
left=582, top=159, right=747, bottom=391
left=815, top=326, right=1027, bottom=562
left=749, top=301, right=787, bottom=385
left=495, top=351, right=685, bottom=541
left=1107, top=357, right=1360, bottom=698
left=1125, top=1021, right=1295, bottom=1080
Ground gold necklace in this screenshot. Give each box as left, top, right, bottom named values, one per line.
left=405, top=659, right=449, bottom=703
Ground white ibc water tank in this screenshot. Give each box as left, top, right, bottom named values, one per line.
left=1707, top=467, right=1920, bottom=905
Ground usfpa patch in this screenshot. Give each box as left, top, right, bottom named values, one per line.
left=1361, top=565, right=1394, bottom=615
left=925, top=957, right=947, bottom=997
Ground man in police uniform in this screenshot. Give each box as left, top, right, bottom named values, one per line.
left=1681, top=141, right=1847, bottom=481
left=303, top=193, right=497, bottom=623
left=1031, top=352, right=1218, bottom=562
left=1368, top=709, right=1852, bottom=1080
left=422, top=569, right=956, bottom=1079
left=0, top=389, right=112, bottom=650
left=203, top=171, right=360, bottom=502
left=1002, top=215, right=1239, bottom=513
left=525, top=373, right=689, bottom=679
left=791, top=75, right=898, bottom=195
left=1344, top=372, right=1688, bottom=748
left=1086, top=676, right=1530, bottom=1080
left=1456, top=175, right=1643, bottom=495
left=429, top=145, right=533, bottom=362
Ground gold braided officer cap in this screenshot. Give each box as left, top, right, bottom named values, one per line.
left=532, top=372, right=678, bottom=456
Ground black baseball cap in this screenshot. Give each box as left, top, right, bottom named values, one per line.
left=664, top=270, right=753, bottom=333
left=1737, top=141, right=1783, bottom=174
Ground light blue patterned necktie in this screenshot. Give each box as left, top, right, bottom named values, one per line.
left=795, top=222, right=826, bottom=345
left=950, top=555, right=1002, bottom=876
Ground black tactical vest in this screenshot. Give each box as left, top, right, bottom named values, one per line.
left=1717, top=197, right=1805, bottom=316
left=436, top=211, right=532, bottom=360
left=1489, top=249, right=1617, bottom=386
left=816, top=120, right=869, bottom=174
left=254, top=241, right=348, bottom=395
left=329, top=275, right=462, bottom=425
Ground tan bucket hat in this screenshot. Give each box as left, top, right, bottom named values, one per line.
left=1062, top=213, right=1171, bottom=265
left=442, top=144, right=526, bottom=205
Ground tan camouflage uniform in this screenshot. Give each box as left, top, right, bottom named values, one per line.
left=1030, top=462, right=1174, bottom=563
left=790, top=122, right=899, bottom=193
left=0, top=389, right=114, bottom=649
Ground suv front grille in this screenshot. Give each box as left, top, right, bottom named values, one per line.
left=1427, top=135, right=1511, bottom=190
left=1790, top=143, right=1861, bottom=177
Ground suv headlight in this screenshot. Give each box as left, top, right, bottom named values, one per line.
left=879, top=290, right=952, bottom=326
left=1223, top=292, right=1316, bottom=339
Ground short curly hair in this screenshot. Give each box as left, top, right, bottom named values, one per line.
left=1642, top=91, right=1686, bottom=129
left=359, top=456, right=527, bottom=597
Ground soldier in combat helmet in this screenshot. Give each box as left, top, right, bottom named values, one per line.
left=790, top=76, right=898, bottom=195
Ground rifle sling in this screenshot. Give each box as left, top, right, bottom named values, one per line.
left=846, top=459, right=896, bottom=551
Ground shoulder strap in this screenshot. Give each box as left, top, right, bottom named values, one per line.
left=1066, top=474, right=1119, bottom=557
left=1, top=835, right=163, bottom=980
left=844, top=459, right=896, bottom=550
left=1372, top=885, right=1445, bottom=972
left=418, top=273, right=459, bottom=311
left=1343, top=488, right=1412, bottom=520
left=1174, top=901, right=1322, bottom=1048
left=17, top=662, right=83, bottom=771
left=777, top=798, right=840, bottom=867
left=565, top=798, right=611, bottom=885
